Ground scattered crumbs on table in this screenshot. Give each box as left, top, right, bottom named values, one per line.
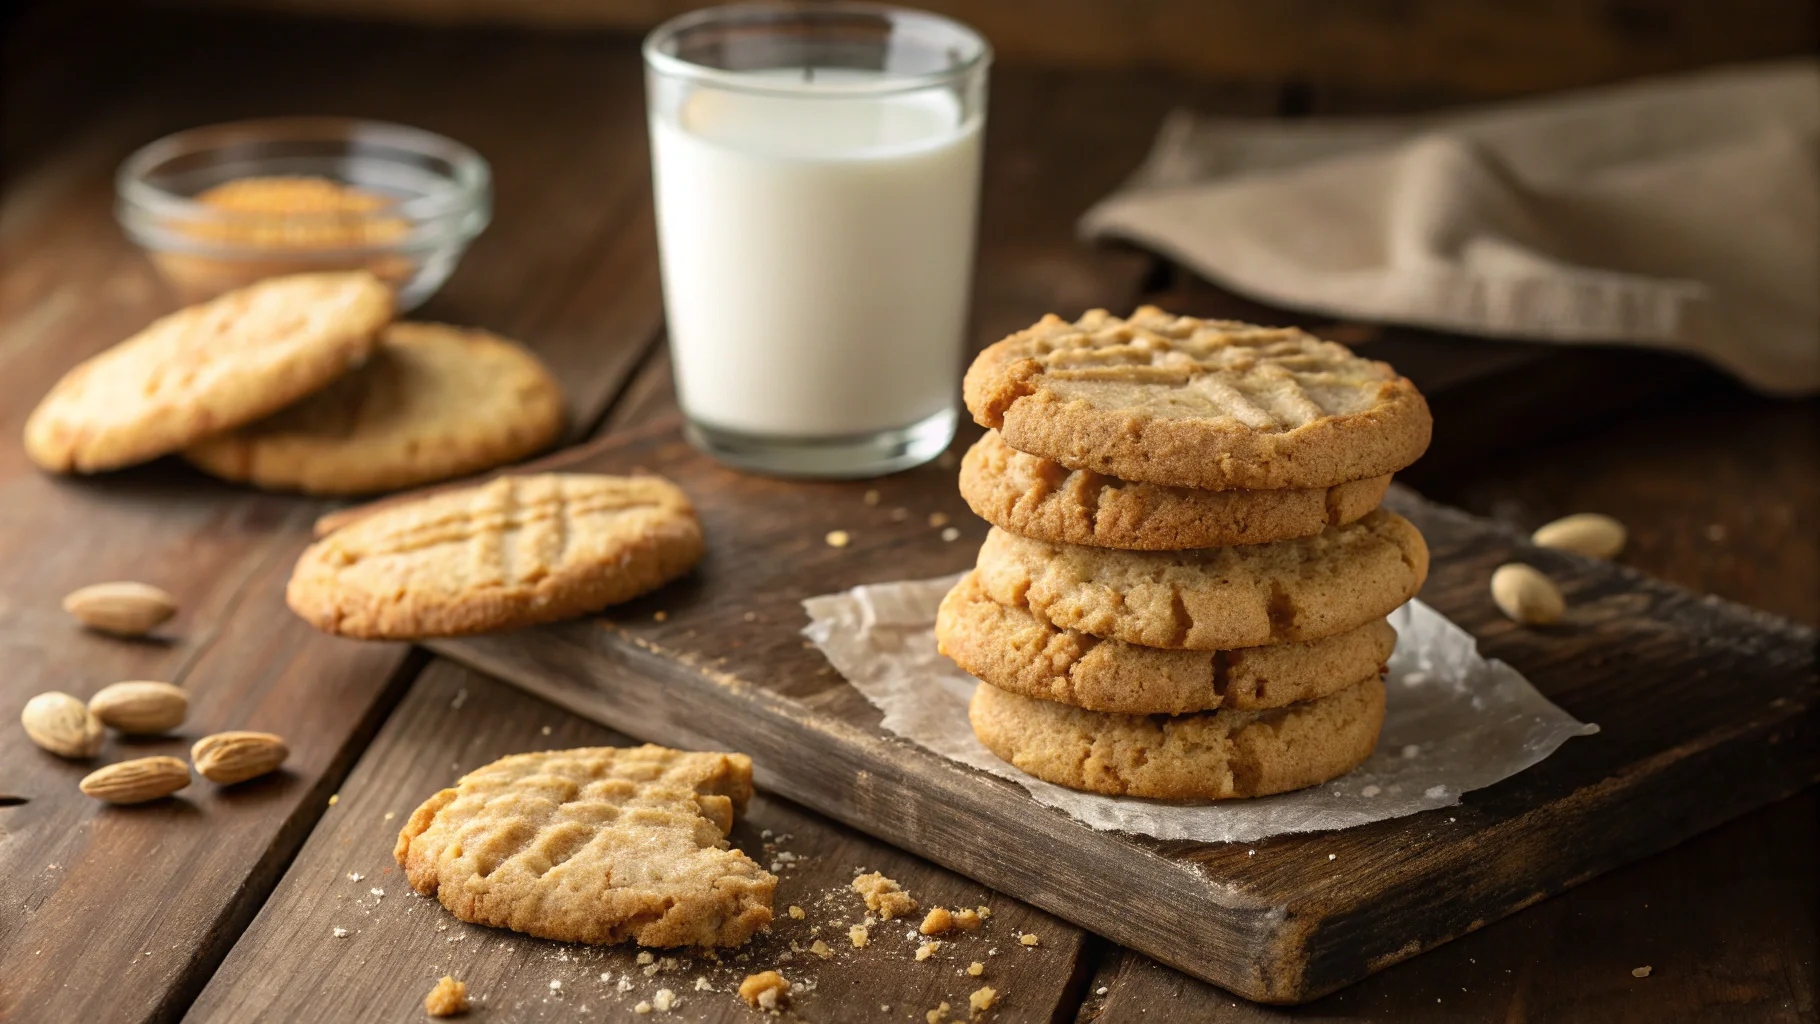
left=1329, top=854, right=1336, bottom=861
left=549, top=980, right=562, bottom=991
left=331, top=926, right=348, bottom=938
left=850, top=924, right=870, bottom=948
left=863, top=489, right=881, bottom=506
left=636, top=952, right=655, bottom=966
left=347, top=871, right=364, bottom=882
left=1401, top=744, right=1421, bottom=759
left=925, top=1000, right=951, bottom=1023
left=449, top=688, right=468, bottom=710
left=915, top=941, right=940, bottom=961
left=968, top=961, right=985, bottom=977
left=940, top=527, right=961, bottom=542
left=743, top=611, right=758, bottom=622
left=327, top=794, right=339, bottom=806
left=928, top=512, right=950, bottom=528
left=890, top=507, right=911, bottom=522
left=969, top=986, right=999, bottom=1013
left=788, top=905, right=805, bottom=920
left=1096, top=986, right=1108, bottom=995
left=653, top=610, right=668, bottom=622
left=652, top=988, right=676, bottom=1011
left=1018, top=933, right=1039, bottom=947
left=1362, top=785, right=1381, bottom=798
left=825, top=530, right=851, bottom=548
left=541, top=725, right=552, bottom=736
left=1633, top=966, right=1653, bottom=978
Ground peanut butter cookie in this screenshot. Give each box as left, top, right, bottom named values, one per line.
left=396, top=745, right=775, bottom=947
left=185, top=322, right=565, bottom=495
left=963, top=307, right=1431, bottom=490
left=959, top=430, right=1390, bottom=550
left=288, top=473, right=702, bottom=639
left=24, top=271, right=391, bottom=473
left=969, top=675, right=1386, bottom=800
left=973, top=510, right=1427, bottom=650
left=938, top=570, right=1394, bottom=714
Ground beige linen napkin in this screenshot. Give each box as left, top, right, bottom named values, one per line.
left=1081, top=61, right=1820, bottom=394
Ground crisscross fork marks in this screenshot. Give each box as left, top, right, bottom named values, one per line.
left=332, top=478, right=664, bottom=568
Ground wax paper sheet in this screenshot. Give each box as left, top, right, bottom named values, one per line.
left=802, top=573, right=1596, bottom=843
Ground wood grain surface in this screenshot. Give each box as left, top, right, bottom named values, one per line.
left=427, top=415, right=1816, bottom=1002
left=2, top=6, right=1814, bottom=1022
left=189, top=660, right=1092, bottom=1023
left=177, top=0, right=1820, bottom=97
left=0, top=25, right=668, bottom=1023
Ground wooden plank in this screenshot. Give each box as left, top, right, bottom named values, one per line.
left=187, top=660, right=1093, bottom=1023
left=1075, top=376, right=1820, bottom=1019
left=178, top=0, right=1819, bottom=98
left=0, top=21, right=667, bottom=1023
left=1076, top=791, right=1819, bottom=1023
left=425, top=418, right=1816, bottom=1003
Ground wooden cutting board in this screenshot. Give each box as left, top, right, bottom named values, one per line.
left=427, top=422, right=1816, bottom=1004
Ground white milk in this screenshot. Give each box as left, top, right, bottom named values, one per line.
left=650, top=74, right=983, bottom=437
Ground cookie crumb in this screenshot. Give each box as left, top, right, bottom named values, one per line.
left=941, top=527, right=961, bottom=542
left=653, top=611, right=668, bottom=622
left=1633, top=966, right=1652, bottom=978
left=928, top=512, right=950, bottom=528
left=967, top=961, right=984, bottom=977
left=952, top=909, right=981, bottom=932
left=852, top=872, right=918, bottom=920
left=810, top=939, right=832, bottom=960
left=636, top=952, right=655, bottom=966
left=331, top=927, right=349, bottom=938
left=849, top=924, right=871, bottom=948
left=926, top=1001, right=952, bottom=1023
left=969, top=986, right=998, bottom=1014
left=890, top=507, right=911, bottom=522
left=652, top=988, right=676, bottom=1011
left=825, top=530, right=851, bottom=548
left=633, top=1001, right=651, bottom=1014
left=738, top=971, right=790, bottom=1010
left=864, top=489, right=881, bottom=506
left=976, top=906, right=991, bottom=919
left=328, top=794, right=339, bottom=806
left=920, top=907, right=954, bottom=935
left=1018, top=933, right=1039, bottom=947
left=693, top=977, right=713, bottom=992
left=788, top=905, right=805, bottom=920
left=916, top=941, right=941, bottom=961
left=423, top=975, right=469, bottom=1017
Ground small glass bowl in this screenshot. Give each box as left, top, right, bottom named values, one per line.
left=116, top=117, right=491, bottom=311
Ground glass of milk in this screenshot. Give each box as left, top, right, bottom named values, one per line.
left=644, top=3, right=989, bottom=477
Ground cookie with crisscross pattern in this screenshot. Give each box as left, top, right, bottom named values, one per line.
left=959, top=429, right=1391, bottom=550
left=185, top=322, right=565, bottom=496
left=287, top=472, right=702, bottom=638
left=396, top=745, right=776, bottom=947
left=963, top=306, right=1431, bottom=490
left=970, top=675, right=1385, bottom=800
left=973, top=509, right=1427, bottom=650
left=24, top=271, right=392, bottom=473
left=938, top=570, right=1395, bottom=715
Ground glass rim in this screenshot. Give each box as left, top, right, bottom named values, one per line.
left=643, top=1, right=991, bottom=99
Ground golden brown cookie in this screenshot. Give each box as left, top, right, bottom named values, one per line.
left=287, top=473, right=703, bottom=639
left=184, top=322, right=565, bottom=495
left=938, top=570, right=1395, bottom=714
left=396, top=745, right=776, bottom=947
left=959, top=430, right=1391, bottom=550
left=24, top=271, right=392, bottom=473
left=973, top=510, right=1427, bottom=650
left=963, top=307, right=1431, bottom=490
left=969, top=675, right=1386, bottom=800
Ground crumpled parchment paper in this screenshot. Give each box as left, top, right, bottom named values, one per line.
left=803, top=573, right=1595, bottom=843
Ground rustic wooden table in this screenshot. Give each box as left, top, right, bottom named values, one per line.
left=2, top=9, right=1814, bottom=1023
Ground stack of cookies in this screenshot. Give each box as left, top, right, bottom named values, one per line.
left=938, top=307, right=1433, bottom=801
